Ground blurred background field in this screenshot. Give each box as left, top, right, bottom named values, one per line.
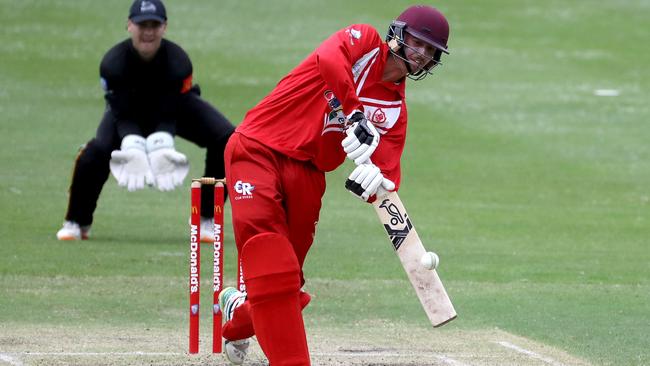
left=0, top=1, right=648, bottom=365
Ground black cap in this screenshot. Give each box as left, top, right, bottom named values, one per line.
left=129, top=0, right=167, bottom=24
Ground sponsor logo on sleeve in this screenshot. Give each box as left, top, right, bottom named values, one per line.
left=345, top=28, right=362, bottom=45
left=322, top=90, right=346, bottom=134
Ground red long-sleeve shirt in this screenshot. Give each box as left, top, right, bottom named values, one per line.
left=238, top=24, right=408, bottom=189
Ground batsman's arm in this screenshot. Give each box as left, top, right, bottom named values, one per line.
left=315, top=24, right=383, bottom=116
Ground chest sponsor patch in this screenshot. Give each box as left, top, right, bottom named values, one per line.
left=362, top=104, right=401, bottom=133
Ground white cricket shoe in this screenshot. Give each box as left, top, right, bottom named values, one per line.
left=219, top=287, right=249, bottom=365
left=200, top=216, right=215, bottom=243
left=56, top=221, right=90, bottom=240
left=225, top=339, right=250, bottom=365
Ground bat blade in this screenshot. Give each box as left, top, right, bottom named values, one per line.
left=373, top=192, right=457, bottom=327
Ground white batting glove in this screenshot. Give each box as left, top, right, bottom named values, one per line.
left=341, top=111, right=379, bottom=165
left=345, top=163, right=395, bottom=202
left=145, top=132, right=189, bottom=192
left=109, top=134, right=155, bottom=192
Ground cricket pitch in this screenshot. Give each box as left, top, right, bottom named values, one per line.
left=0, top=323, right=591, bottom=366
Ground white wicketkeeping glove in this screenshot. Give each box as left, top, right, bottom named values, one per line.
left=109, top=134, right=155, bottom=192
left=145, top=131, right=189, bottom=192
left=341, top=111, right=379, bottom=165
left=345, top=163, right=395, bottom=202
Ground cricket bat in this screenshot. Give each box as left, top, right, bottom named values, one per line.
left=373, top=191, right=457, bottom=327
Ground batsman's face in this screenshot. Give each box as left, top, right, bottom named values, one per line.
left=128, top=20, right=166, bottom=61
left=403, top=33, right=438, bottom=73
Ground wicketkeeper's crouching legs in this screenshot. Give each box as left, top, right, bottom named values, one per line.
left=224, top=232, right=311, bottom=365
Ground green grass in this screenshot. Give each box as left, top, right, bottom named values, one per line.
left=1, top=1, right=649, bottom=365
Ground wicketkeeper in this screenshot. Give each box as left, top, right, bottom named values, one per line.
left=218, top=5, right=451, bottom=365
left=56, top=0, right=234, bottom=241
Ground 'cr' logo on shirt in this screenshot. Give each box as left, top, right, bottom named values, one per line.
left=234, top=180, right=255, bottom=196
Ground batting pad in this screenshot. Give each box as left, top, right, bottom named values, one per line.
left=241, top=232, right=310, bottom=364
left=241, top=232, right=301, bottom=299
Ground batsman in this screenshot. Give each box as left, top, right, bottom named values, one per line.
left=218, top=5, right=451, bottom=365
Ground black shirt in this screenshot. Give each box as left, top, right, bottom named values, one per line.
left=100, top=38, right=193, bottom=138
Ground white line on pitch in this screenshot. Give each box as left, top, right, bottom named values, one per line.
left=312, top=352, right=471, bottom=365
left=312, top=352, right=402, bottom=357
left=0, top=353, right=24, bottom=366
left=495, top=341, right=567, bottom=366
left=12, top=352, right=181, bottom=356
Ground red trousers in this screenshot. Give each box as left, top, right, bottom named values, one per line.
left=225, top=132, right=326, bottom=280
left=224, top=132, right=325, bottom=365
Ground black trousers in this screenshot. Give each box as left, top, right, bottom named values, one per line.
left=64, top=91, right=234, bottom=226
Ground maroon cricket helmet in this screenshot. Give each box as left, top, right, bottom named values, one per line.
left=397, top=5, right=449, bottom=54
left=386, top=5, right=451, bottom=79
